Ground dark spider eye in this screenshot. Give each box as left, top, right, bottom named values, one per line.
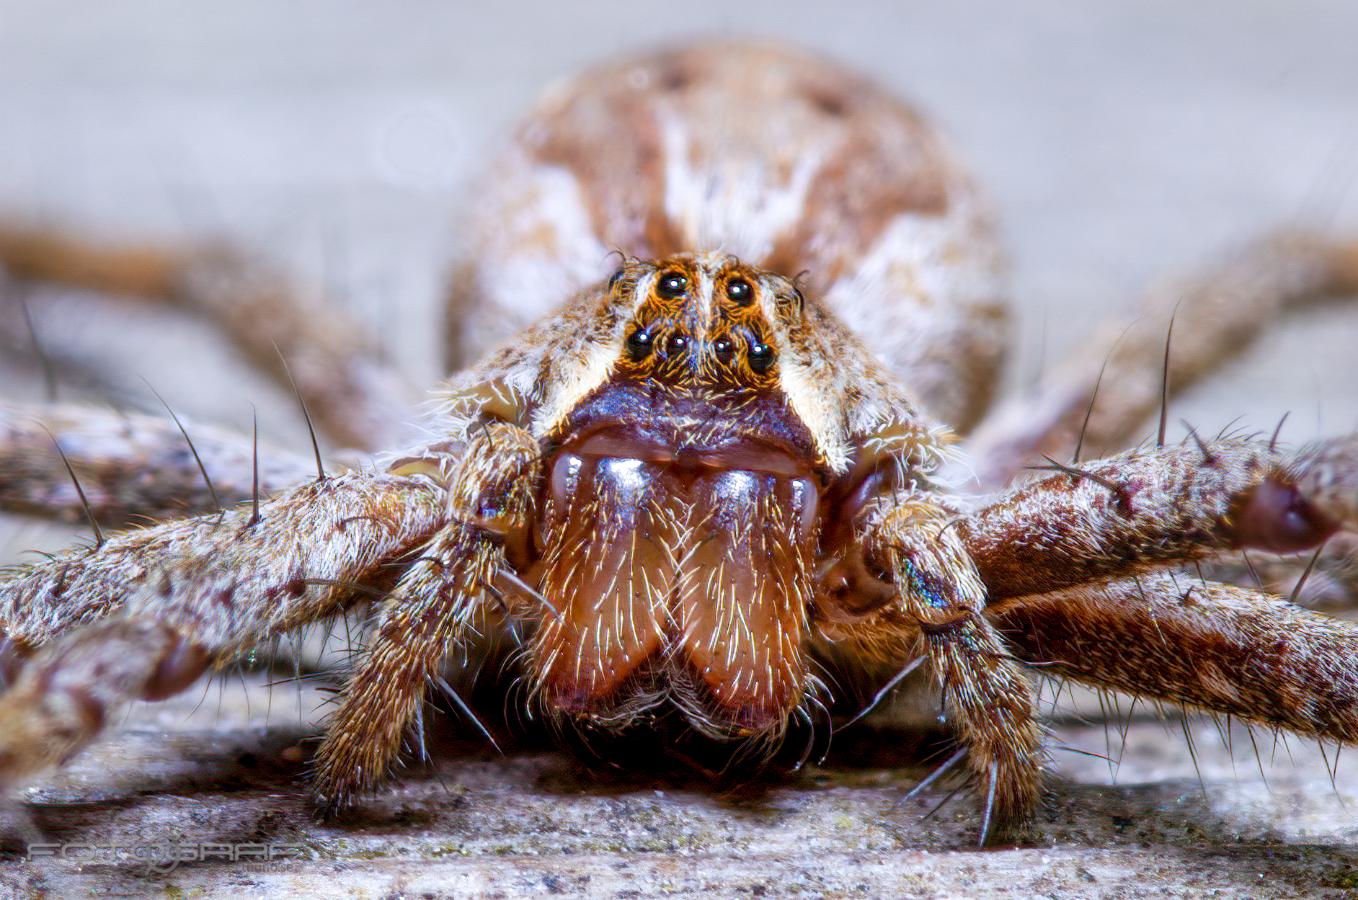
left=726, top=279, right=753, bottom=305
left=666, top=333, right=690, bottom=355
left=748, top=340, right=775, bottom=373
left=657, top=271, right=687, bottom=299
left=626, top=329, right=653, bottom=360
left=713, top=336, right=734, bottom=361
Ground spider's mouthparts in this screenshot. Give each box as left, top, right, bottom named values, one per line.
left=525, top=430, right=820, bottom=736
left=561, top=427, right=813, bottom=479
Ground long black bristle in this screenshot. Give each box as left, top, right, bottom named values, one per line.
left=1290, top=542, right=1328, bottom=603
left=248, top=406, right=261, bottom=527
left=1269, top=411, right=1291, bottom=453
left=1073, top=354, right=1112, bottom=464
left=145, top=379, right=221, bottom=511
left=275, top=345, right=325, bottom=482
left=44, top=426, right=103, bottom=548
left=1157, top=306, right=1179, bottom=449
left=19, top=296, right=58, bottom=403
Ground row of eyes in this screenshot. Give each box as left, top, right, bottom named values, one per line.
left=654, top=270, right=751, bottom=305
left=618, top=269, right=776, bottom=372
left=608, top=268, right=753, bottom=303
left=625, top=328, right=775, bottom=372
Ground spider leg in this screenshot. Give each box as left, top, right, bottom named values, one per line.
left=0, top=402, right=317, bottom=525
left=859, top=494, right=1043, bottom=844
left=311, top=422, right=541, bottom=813
left=961, top=435, right=1353, bottom=601
left=991, top=575, right=1358, bottom=745
left=964, top=232, right=1358, bottom=487
left=0, top=220, right=414, bottom=451
left=0, top=469, right=446, bottom=789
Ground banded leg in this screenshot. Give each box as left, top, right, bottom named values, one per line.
left=0, top=470, right=447, bottom=788
left=311, top=422, right=541, bottom=812
left=0, top=402, right=316, bottom=525
left=0, top=221, right=413, bottom=450
left=992, top=575, right=1358, bottom=744
left=863, top=495, right=1042, bottom=843
left=965, top=232, right=1358, bottom=487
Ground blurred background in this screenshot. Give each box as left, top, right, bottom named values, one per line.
left=2, top=3, right=1358, bottom=893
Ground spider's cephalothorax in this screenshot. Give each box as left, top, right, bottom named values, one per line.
left=1, top=42, right=1357, bottom=847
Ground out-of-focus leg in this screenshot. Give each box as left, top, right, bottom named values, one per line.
left=0, top=402, right=316, bottom=525
left=0, top=221, right=414, bottom=451
left=1200, top=536, right=1358, bottom=611
left=964, top=233, right=1358, bottom=488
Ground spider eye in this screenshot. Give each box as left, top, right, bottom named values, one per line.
left=666, top=333, right=690, bottom=355
left=748, top=340, right=775, bottom=373
left=725, top=279, right=753, bottom=305
left=626, top=329, right=653, bottom=360
left=657, top=271, right=688, bottom=299
left=713, top=336, right=734, bottom=361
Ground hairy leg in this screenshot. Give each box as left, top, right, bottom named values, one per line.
left=0, top=221, right=413, bottom=451
left=857, top=495, right=1042, bottom=844
left=0, top=469, right=446, bottom=787
left=960, top=435, right=1353, bottom=601
left=0, top=402, right=317, bottom=525
left=991, top=575, right=1358, bottom=744
left=312, top=422, right=541, bottom=812
left=964, top=232, right=1358, bottom=488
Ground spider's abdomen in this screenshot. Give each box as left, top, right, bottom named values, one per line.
left=448, top=42, right=1010, bottom=430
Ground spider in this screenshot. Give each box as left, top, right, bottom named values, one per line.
left=0, top=42, right=1354, bottom=848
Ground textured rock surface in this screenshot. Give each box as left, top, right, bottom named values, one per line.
left=2, top=2, right=1358, bottom=897
left=2, top=677, right=1358, bottom=897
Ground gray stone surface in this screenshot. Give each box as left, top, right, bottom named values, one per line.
left=2, top=2, right=1358, bottom=896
